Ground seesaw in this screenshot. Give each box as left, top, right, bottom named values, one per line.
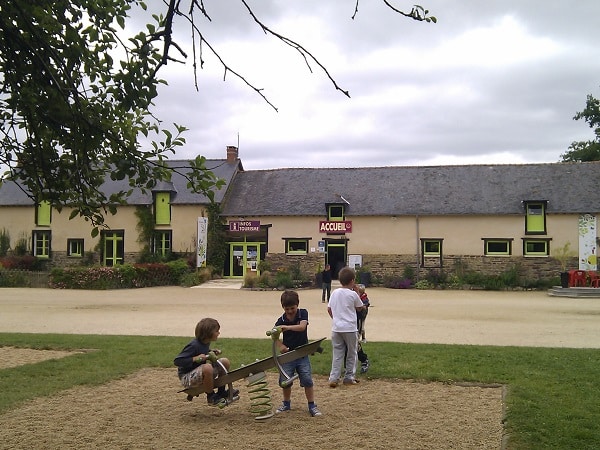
left=179, top=330, right=325, bottom=419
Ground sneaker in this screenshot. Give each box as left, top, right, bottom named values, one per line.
left=309, top=405, right=323, bottom=417
left=328, top=380, right=338, bottom=388
left=220, top=388, right=240, bottom=399
left=206, top=392, right=223, bottom=406
left=275, top=403, right=291, bottom=414
left=343, top=378, right=360, bottom=385
left=360, top=359, right=370, bottom=374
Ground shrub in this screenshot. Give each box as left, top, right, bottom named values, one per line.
left=0, top=269, right=29, bottom=287
left=289, top=262, right=302, bottom=280
left=445, top=274, right=463, bottom=289
left=414, top=279, right=433, bottom=290
left=180, top=271, right=202, bottom=287
left=13, top=235, right=27, bottom=256
left=258, top=260, right=272, bottom=273
left=258, top=270, right=272, bottom=288
left=48, top=260, right=194, bottom=289
left=166, top=259, right=194, bottom=284
left=274, top=269, right=293, bottom=289
left=425, top=270, right=447, bottom=287
left=243, top=272, right=258, bottom=288
left=500, top=265, right=520, bottom=287
left=402, top=265, right=415, bottom=281
left=50, top=266, right=121, bottom=289
left=383, top=275, right=412, bottom=289
left=0, top=255, right=42, bottom=271
left=0, top=228, right=10, bottom=257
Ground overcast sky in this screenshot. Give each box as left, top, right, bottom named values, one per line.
left=140, top=1, right=600, bottom=169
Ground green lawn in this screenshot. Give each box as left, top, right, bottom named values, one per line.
left=1, top=333, right=599, bottom=449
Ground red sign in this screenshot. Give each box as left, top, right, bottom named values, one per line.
left=319, top=220, right=352, bottom=234
left=229, top=220, right=261, bottom=232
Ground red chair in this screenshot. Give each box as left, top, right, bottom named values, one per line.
left=569, top=270, right=587, bottom=287
left=588, top=271, right=600, bottom=288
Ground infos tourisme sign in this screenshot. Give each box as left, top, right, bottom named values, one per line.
left=229, top=220, right=261, bottom=232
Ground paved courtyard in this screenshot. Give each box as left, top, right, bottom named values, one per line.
left=2, top=286, right=600, bottom=347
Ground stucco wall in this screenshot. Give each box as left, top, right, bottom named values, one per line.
left=0, top=204, right=589, bottom=282
left=0, top=204, right=208, bottom=257
left=241, top=214, right=581, bottom=257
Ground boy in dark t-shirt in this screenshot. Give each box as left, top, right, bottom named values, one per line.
left=273, top=290, right=322, bottom=417
left=173, top=317, right=238, bottom=405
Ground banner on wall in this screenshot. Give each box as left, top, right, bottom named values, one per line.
left=579, top=214, right=597, bottom=270
left=197, top=217, right=208, bottom=268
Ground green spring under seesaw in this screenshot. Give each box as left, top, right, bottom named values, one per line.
left=247, top=372, right=274, bottom=420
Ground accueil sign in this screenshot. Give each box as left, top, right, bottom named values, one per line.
left=319, top=220, right=352, bottom=234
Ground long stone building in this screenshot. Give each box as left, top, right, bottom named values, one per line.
left=1, top=146, right=598, bottom=282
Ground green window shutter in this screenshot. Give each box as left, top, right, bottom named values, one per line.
left=526, top=203, right=545, bottom=233
left=37, top=201, right=51, bottom=226
left=155, top=192, right=171, bottom=225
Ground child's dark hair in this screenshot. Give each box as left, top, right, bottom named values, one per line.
left=280, top=290, right=299, bottom=307
left=195, top=318, right=220, bottom=342
left=338, top=266, right=356, bottom=286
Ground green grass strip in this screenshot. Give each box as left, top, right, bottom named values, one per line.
left=1, top=333, right=599, bottom=449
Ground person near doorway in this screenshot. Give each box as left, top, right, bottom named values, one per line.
left=321, top=264, right=332, bottom=303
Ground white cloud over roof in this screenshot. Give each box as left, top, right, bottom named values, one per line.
left=136, top=0, right=600, bottom=169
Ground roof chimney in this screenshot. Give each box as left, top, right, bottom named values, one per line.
left=226, top=146, right=238, bottom=163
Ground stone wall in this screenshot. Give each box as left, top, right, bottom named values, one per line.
left=48, top=251, right=139, bottom=268
left=263, top=253, right=326, bottom=279
left=44, top=249, right=572, bottom=284
left=361, top=254, right=573, bottom=282
left=260, top=252, right=570, bottom=284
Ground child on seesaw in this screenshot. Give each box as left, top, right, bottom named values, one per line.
left=174, top=317, right=239, bottom=405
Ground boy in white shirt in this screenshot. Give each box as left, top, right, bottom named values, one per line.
left=327, top=266, right=365, bottom=387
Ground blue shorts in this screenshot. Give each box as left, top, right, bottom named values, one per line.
left=279, top=355, right=313, bottom=388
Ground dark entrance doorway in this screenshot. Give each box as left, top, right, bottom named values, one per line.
left=326, top=241, right=346, bottom=280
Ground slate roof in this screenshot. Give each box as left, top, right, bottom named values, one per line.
left=0, top=159, right=241, bottom=206
left=3, top=160, right=598, bottom=216
left=220, top=162, right=600, bottom=216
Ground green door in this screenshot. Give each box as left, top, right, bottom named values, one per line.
left=229, top=243, right=260, bottom=278
left=103, top=231, right=124, bottom=266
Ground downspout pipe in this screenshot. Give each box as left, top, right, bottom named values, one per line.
left=415, top=214, right=420, bottom=283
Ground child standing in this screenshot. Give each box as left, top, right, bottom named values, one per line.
left=174, top=317, right=238, bottom=405
left=273, top=290, right=322, bottom=417
left=327, top=266, right=365, bottom=387
left=356, top=284, right=370, bottom=343
left=355, top=284, right=370, bottom=373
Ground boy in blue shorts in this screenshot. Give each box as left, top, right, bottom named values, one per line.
left=273, top=290, right=322, bottom=417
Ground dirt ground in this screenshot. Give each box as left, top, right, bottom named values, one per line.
left=2, top=285, right=600, bottom=449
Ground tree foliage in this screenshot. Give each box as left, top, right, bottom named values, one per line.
left=561, top=93, right=600, bottom=162
left=0, top=1, right=435, bottom=233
